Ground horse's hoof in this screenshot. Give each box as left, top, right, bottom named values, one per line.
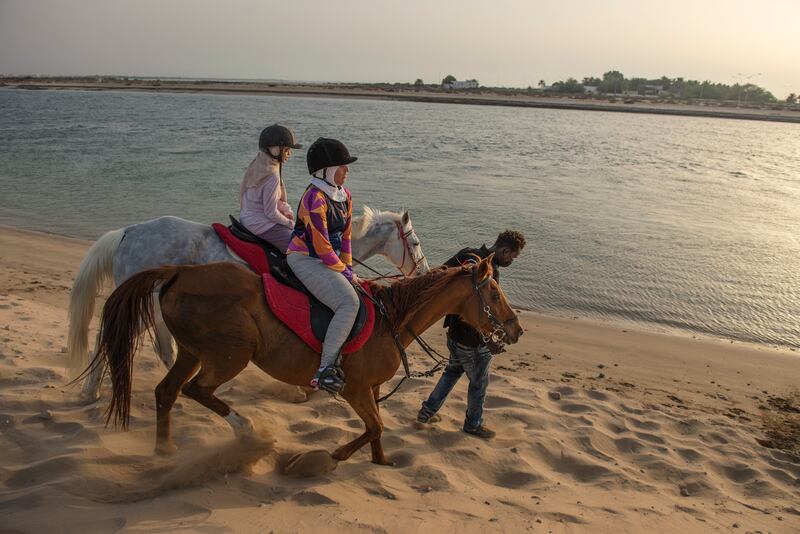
left=237, top=423, right=257, bottom=438
left=155, top=442, right=178, bottom=456
left=372, top=459, right=396, bottom=467
left=290, top=390, right=309, bottom=404
left=78, top=391, right=100, bottom=405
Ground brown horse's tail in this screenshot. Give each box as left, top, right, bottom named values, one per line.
left=85, top=266, right=181, bottom=430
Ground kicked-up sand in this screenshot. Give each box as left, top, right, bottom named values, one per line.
left=0, top=225, right=798, bottom=533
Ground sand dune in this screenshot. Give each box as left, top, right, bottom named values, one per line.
left=1, top=226, right=799, bottom=533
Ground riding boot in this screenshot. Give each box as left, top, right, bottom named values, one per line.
left=310, top=355, right=346, bottom=394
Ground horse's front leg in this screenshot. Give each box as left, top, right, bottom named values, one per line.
left=332, top=387, right=391, bottom=465
left=369, top=384, right=393, bottom=465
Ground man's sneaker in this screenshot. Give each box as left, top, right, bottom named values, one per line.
left=463, top=425, right=495, bottom=439
left=416, top=412, right=441, bottom=424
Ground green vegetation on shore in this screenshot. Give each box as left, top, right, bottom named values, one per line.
left=546, top=70, right=779, bottom=104
left=428, top=70, right=786, bottom=104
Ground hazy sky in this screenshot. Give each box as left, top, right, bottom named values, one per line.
left=1, top=0, right=798, bottom=97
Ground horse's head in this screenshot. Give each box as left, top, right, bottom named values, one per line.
left=457, top=255, right=523, bottom=345
left=385, top=211, right=430, bottom=276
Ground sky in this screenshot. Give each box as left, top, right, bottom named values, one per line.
left=1, top=0, right=798, bottom=97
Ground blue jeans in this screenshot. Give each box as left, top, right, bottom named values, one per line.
left=418, top=338, right=493, bottom=431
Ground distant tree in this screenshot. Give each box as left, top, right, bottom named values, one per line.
left=582, top=77, right=601, bottom=87
left=787, top=93, right=797, bottom=104
left=738, top=84, right=776, bottom=104
left=441, top=74, right=456, bottom=86
left=628, top=77, right=647, bottom=92
left=600, top=70, right=625, bottom=93
left=552, top=77, right=584, bottom=94
left=414, top=78, right=424, bottom=87
left=538, top=79, right=546, bottom=89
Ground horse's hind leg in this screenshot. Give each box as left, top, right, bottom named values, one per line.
left=332, top=388, right=391, bottom=465
left=154, top=348, right=199, bottom=455
left=80, top=331, right=104, bottom=404
left=152, top=300, right=176, bottom=368
left=181, top=358, right=254, bottom=436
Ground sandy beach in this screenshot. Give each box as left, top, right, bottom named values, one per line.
left=1, top=224, right=799, bottom=533
left=4, top=80, right=800, bottom=125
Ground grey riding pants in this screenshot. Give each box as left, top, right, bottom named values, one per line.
left=286, top=252, right=360, bottom=368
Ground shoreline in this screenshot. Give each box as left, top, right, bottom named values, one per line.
left=3, top=222, right=795, bottom=353
left=5, top=80, right=800, bottom=124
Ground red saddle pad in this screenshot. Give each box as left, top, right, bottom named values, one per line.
left=212, top=223, right=271, bottom=275
left=262, top=273, right=376, bottom=354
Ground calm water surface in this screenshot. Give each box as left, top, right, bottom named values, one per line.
left=1, top=89, right=799, bottom=348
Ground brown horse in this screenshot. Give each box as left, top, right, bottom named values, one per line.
left=87, top=254, right=522, bottom=464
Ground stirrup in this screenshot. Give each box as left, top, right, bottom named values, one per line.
left=311, top=365, right=346, bottom=394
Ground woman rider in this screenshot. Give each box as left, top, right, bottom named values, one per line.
left=239, top=124, right=303, bottom=252
left=286, top=138, right=360, bottom=393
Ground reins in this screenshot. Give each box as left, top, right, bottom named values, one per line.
left=376, top=327, right=449, bottom=404
left=352, top=258, right=402, bottom=280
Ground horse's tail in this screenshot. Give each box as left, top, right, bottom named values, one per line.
left=88, top=266, right=180, bottom=430
left=67, top=228, right=125, bottom=375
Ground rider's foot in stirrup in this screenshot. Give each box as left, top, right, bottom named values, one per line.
left=310, top=365, right=345, bottom=394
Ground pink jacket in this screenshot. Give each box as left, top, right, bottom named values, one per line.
left=239, top=152, right=294, bottom=235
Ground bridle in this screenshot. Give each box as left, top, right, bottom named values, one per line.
left=394, top=221, right=427, bottom=276
left=471, top=268, right=517, bottom=349
left=351, top=220, right=426, bottom=281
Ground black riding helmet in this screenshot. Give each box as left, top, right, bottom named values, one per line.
left=258, top=124, right=302, bottom=151
left=306, top=137, right=358, bottom=175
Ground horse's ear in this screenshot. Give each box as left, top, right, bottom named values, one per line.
left=477, top=254, right=494, bottom=281
left=402, top=211, right=410, bottom=225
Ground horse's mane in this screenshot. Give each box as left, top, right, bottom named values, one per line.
left=373, top=265, right=469, bottom=331
left=352, top=205, right=405, bottom=239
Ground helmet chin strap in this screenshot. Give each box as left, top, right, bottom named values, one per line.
left=264, top=146, right=285, bottom=185
left=321, top=167, right=341, bottom=188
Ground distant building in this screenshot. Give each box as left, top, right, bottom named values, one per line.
left=444, top=79, right=479, bottom=89
left=583, top=85, right=599, bottom=94
left=642, top=84, right=668, bottom=96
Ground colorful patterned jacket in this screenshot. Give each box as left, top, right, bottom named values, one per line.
left=287, top=185, right=353, bottom=280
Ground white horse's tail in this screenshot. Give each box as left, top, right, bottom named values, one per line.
left=67, top=228, right=125, bottom=375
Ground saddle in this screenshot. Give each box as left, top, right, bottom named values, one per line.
left=212, top=218, right=374, bottom=353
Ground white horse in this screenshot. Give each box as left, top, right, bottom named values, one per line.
left=68, top=207, right=429, bottom=403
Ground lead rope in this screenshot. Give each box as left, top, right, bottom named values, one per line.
left=376, top=327, right=448, bottom=404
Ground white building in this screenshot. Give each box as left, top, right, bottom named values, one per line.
left=444, top=79, right=479, bottom=89
left=583, top=85, right=599, bottom=94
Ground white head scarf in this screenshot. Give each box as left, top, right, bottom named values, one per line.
left=310, top=166, right=348, bottom=202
